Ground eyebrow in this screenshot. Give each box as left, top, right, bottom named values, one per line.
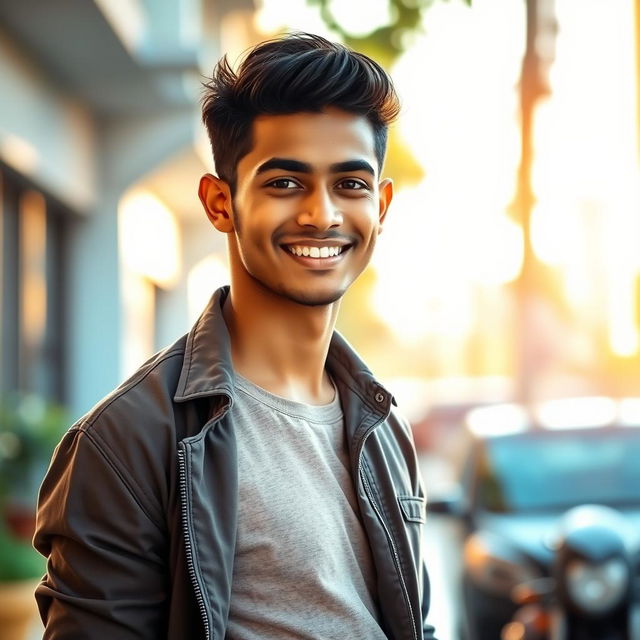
left=329, top=160, right=376, bottom=176
left=255, top=157, right=376, bottom=177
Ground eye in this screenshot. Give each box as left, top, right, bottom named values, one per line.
left=336, top=178, right=368, bottom=191
left=266, top=178, right=301, bottom=189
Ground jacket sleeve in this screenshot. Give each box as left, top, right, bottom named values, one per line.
left=33, top=426, right=169, bottom=639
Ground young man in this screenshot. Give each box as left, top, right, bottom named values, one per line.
left=34, top=33, right=438, bottom=639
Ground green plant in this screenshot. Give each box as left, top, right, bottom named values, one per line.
left=0, top=394, right=67, bottom=581
left=308, top=0, right=472, bottom=67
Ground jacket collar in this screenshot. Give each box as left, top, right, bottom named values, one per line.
left=173, top=286, right=395, bottom=414
left=174, top=287, right=235, bottom=403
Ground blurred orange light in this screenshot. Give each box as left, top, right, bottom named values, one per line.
left=19, top=191, right=47, bottom=348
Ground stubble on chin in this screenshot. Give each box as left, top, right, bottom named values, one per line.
left=282, top=289, right=346, bottom=307
left=266, top=276, right=347, bottom=307
left=246, top=270, right=346, bottom=307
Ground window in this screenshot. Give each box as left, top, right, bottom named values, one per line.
left=0, top=164, right=69, bottom=403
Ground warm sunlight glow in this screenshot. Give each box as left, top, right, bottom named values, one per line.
left=371, top=0, right=525, bottom=350
left=466, top=403, right=529, bottom=438
left=371, top=184, right=475, bottom=346
left=328, top=0, right=394, bottom=38
left=119, top=190, right=181, bottom=289
left=371, top=183, right=523, bottom=346
left=121, top=273, right=154, bottom=379
left=187, top=254, right=230, bottom=323
left=536, top=397, right=616, bottom=430
left=530, top=200, right=575, bottom=267
left=0, top=134, right=40, bottom=176
left=473, top=216, right=523, bottom=286
left=19, top=191, right=47, bottom=347
left=619, top=398, right=640, bottom=426
left=532, top=1, right=640, bottom=358
left=240, top=0, right=640, bottom=385
left=254, top=0, right=332, bottom=37
left=608, top=271, right=639, bottom=357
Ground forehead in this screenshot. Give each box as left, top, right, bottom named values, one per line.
left=237, top=109, right=378, bottom=177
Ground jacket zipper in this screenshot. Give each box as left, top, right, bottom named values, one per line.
left=357, top=426, right=419, bottom=640
left=178, top=444, right=212, bottom=640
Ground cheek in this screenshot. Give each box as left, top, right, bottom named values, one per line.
left=236, top=211, right=280, bottom=257
left=242, top=192, right=290, bottom=224
left=363, top=234, right=379, bottom=256
left=233, top=197, right=261, bottom=238
left=349, top=202, right=382, bottom=237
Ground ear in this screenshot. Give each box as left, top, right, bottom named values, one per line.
left=198, top=173, right=235, bottom=233
left=377, top=178, right=394, bottom=233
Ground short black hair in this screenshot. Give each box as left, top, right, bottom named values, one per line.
left=201, top=32, right=400, bottom=192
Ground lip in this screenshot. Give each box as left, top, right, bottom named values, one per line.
left=279, top=238, right=353, bottom=249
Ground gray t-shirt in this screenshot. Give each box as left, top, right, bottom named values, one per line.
left=225, top=373, right=387, bottom=640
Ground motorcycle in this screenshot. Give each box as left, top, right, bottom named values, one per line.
left=500, top=505, right=640, bottom=640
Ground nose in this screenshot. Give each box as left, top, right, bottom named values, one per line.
left=296, top=186, right=343, bottom=230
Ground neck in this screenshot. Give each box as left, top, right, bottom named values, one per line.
left=223, top=274, right=340, bottom=406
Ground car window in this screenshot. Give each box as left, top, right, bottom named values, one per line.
left=475, top=429, right=640, bottom=512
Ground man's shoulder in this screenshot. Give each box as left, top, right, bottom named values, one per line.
left=372, top=405, right=424, bottom=497
left=378, top=404, right=416, bottom=449
left=40, top=338, right=193, bottom=532
left=75, top=334, right=190, bottom=444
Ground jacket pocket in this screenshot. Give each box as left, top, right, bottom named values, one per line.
left=397, top=495, right=426, bottom=524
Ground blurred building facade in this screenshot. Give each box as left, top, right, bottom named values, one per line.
left=0, top=0, right=258, bottom=419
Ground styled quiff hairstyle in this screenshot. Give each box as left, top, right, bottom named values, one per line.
left=201, top=32, right=400, bottom=192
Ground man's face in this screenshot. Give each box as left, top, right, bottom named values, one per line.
left=227, top=108, right=392, bottom=307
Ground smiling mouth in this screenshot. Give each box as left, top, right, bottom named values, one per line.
left=286, top=245, right=346, bottom=258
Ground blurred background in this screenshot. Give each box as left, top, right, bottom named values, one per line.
left=1, top=1, right=639, bottom=639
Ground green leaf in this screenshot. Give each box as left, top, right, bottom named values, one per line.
left=0, top=521, right=44, bottom=581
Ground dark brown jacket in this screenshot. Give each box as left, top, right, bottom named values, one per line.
left=34, top=287, right=437, bottom=639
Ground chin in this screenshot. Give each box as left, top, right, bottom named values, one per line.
left=279, top=287, right=346, bottom=307
left=246, top=271, right=350, bottom=307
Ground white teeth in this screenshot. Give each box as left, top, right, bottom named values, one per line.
left=288, top=245, right=344, bottom=258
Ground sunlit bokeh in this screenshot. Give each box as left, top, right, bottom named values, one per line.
left=620, top=398, right=640, bottom=425
left=372, top=0, right=525, bottom=373
left=120, top=269, right=155, bottom=379
left=188, top=254, right=230, bottom=324
left=466, top=403, right=529, bottom=438
left=19, top=191, right=47, bottom=348
left=0, top=134, right=39, bottom=176
left=532, top=0, right=640, bottom=359
left=536, top=396, right=617, bottom=430
left=118, top=190, right=181, bottom=289
left=328, top=0, right=395, bottom=38
left=250, top=0, right=640, bottom=398
left=254, top=0, right=331, bottom=37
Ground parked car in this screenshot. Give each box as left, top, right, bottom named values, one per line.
left=427, top=397, right=640, bottom=640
